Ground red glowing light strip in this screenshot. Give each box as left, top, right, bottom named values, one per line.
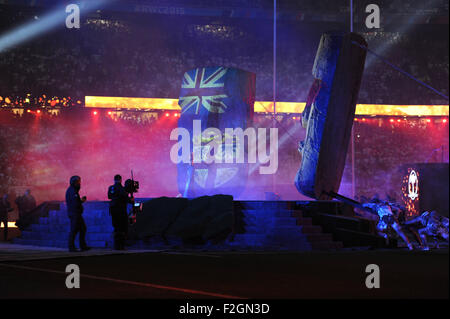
left=85, top=96, right=449, bottom=116
left=0, top=264, right=245, bottom=299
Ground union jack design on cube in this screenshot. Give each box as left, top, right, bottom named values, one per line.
left=179, top=67, right=228, bottom=114
left=177, top=66, right=256, bottom=198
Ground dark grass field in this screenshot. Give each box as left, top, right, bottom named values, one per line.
left=0, top=249, right=448, bottom=299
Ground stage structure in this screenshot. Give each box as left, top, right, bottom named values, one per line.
left=176, top=67, right=255, bottom=198
left=296, top=32, right=368, bottom=200
left=400, top=163, right=449, bottom=217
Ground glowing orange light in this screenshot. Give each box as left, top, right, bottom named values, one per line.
left=36, top=110, right=41, bottom=114
left=85, top=97, right=449, bottom=116
left=27, top=109, right=31, bottom=113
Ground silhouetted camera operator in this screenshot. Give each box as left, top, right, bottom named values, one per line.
left=107, top=175, right=135, bottom=250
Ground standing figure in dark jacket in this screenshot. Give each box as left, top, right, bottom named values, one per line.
left=108, top=175, right=134, bottom=250
left=0, top=194, right=13, bottom=241
left=15, top=189, right=37, bottom=220
left=66, top=176, right=90, bottom=252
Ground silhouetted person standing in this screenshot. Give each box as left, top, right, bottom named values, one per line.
left=15, top=189, right=37, bottom=219
left=0, top=194, right=13, bottom=241
left=108, top=175, right=134, bottom=250
left=66, top=176, right=90, bottom=252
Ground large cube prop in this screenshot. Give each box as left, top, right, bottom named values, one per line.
left=176, top=67, right=255, bottom=198
left=295, top=32, right=367, bottom=199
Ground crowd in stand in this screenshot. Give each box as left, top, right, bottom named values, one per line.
left=129, top=0, right=449, bottom=13
left=0, top=6, right=448, bottom=203
left=353, top=117, right=449, bottom=201
left=0, top=108, right=448, bottom=203
left=359, top=30, right=449, bottom=105
left=0, top=9, right=448, bottom=105
left=0, top=110, right=175, bottom=201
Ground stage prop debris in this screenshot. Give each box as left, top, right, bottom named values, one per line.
left=131, top=195, right=234, bottom=243
left=328, top=192, right=416, bottom=250
left=295, top=32, right=367, bottom=199
left=404, top=211, right=449, bottom=249
left=177, top=67, right=255, bottom=198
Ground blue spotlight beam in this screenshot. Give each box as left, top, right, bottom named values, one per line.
left=363, top=0, right=444, bottom=70
left=0, top=0, right=111, bottom=53
left=353, top=41, right=449, bottom=101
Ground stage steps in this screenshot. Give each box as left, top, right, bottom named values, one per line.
left=13, top=202, right=114, bottom=249
left=229, top=204, right=343, bottom=250
left=302, top=212, right=391, bottom=248
left=13, top=200, right=343, bottom=251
